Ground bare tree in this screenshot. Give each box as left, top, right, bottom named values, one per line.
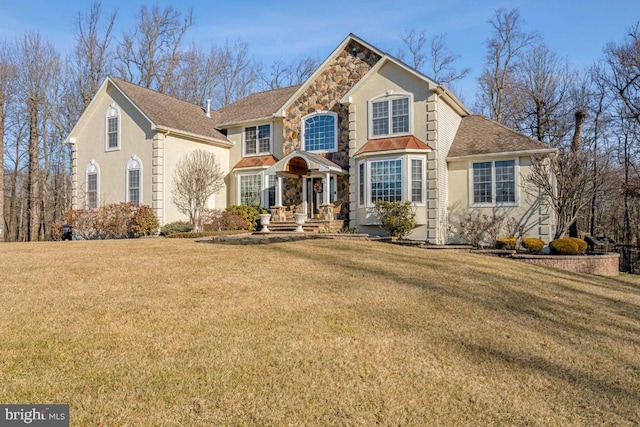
left=476, top=8, right=540, bottom=124
left=397, top=30, right=470, bottom=88
left=257, top=56, right=319, bottom=90
left=169, top=45, right=222, bottom=106
left=116, top=4, right=193, bottom=93
left=172, top=149, right=224, bottom=231
left=72, top=0, right=117, bottom=109
left=213, top=39, right=257, bottom=108
left=0, top=43, right=18, bottom=241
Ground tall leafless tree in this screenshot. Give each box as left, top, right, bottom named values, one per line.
left=116, top=4, right=193, bottom=93
left=257, top=56, right=319, bottom=90
left=476, top=8, right=540, bottom=124
left=0, top=44, right=17, bottom=241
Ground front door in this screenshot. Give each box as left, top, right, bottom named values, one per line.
left=306, top=177, right=335, bottom=218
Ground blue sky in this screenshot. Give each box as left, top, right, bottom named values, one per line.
left=0, top=0, right=638, bottom=103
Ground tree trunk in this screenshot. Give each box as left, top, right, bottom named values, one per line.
left=27, top=97, right=39, bottom=242
left=568, top=109, right=586, bottom=238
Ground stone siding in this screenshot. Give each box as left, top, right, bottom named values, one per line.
left=281, top=41, right=381, bottom=212
left=511, top=253, right=620, bottom=276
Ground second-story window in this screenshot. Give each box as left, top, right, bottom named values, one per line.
left=244, top=124, right=271, bottom=156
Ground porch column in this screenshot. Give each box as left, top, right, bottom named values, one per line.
left=302, top=176, right=308, bottom=215
left=324, top=172, right=331, bottom=205
left=276, top=176, right=283, bottom=206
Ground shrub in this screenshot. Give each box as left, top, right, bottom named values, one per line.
left=160, top=221, right=193, bottom=236
left=66, top=203, right=159, bottom=239
left=201, top=209, right=250, bottom=232
left=522, top=237, right=545, bottom=254
left=549, top=238, right=580, bottom=255
left=568, top=237, right=588, bottom=254
left=459, top=213, right=504, bottom=248
left=50, top=222, right=64, bottom=241
left=130, top=205, right=159, bottom=237
left=226, top=205, right=267, bottom=231
left=496, top=237, right=517, bottom=249
left=373, top=200, right=416, bottom=239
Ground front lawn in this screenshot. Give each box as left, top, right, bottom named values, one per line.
left=0, top=238, right=638, bottom=425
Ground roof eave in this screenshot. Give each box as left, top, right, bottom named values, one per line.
left=354, top=148, right=433, bottom=159
left=153, top=125, right=233, bottom=147
left=446, top=148, right=557, bottom=161
left=215, top=115, right=280, bottom=129
left=434, top=86, right=471, bottom=116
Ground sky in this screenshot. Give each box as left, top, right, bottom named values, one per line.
left=0, top=0, right=638, bottom=104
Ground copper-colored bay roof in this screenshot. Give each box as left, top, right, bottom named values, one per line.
left=109, top=77, right=228, bottom=143
left=355, top=135, right=432, bottom=155
left=213, top=85, right=301, bottom=126
left=448, top=115, right=554, bottom=158
left=233, top=155, right=279, bottom=169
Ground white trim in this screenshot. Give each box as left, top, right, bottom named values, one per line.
left=85, top=160, right=100, bottom=209
left=302, top=111, right=338, bottom=153
left=408, top=156, right=426, bottom=206
left=447, top=148, right=556, bottom=161
left=126, top=155, right=142, bottom=205
left=236, top=172, right=264, bottom=207
left=468, top=158, right=520, bottom=208
left=242, top=122, right=273, bottom=157
left=105, top=104, right=120, bottom=151
left=367, top=92, right=413, bottom=140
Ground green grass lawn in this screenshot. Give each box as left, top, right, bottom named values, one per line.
left=1, top=238, right=639, bottom=426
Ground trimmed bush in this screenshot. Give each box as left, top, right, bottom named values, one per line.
left=496, top=237, right=517, bottom=249
left=373, top=200, right=416, bottom=239
left=201, top=209, right=250, bottom=232
left=568, top=237, right=588, bottom=254
left=522, top=237, right=545, bottom=254
left=130, top=205, right=159, bottom=237
left=226, top=205, right=267, bottom=231
left=160, top=221, right=193, bottom=237
left=549, top=238, right=580, bottom=255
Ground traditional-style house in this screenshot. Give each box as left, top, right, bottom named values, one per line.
left=66, top=34, right=556, bottom=243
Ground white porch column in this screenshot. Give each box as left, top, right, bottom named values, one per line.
left=276, top=176, right=283, bottom=206
left=302, top=176, right=308, bottom=215
left=324, top=172, right=331, bottom=205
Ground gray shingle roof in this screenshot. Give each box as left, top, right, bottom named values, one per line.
left=448, top=115, right=554, bottom=158
left=109, top=77, right=228, bottom=143
left=213, top=85, right=301, bottom=126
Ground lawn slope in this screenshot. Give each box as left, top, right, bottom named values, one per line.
left=0, top=238, right=638, bottom=425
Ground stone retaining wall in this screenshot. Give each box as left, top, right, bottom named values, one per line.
left=511, top=253, right=620, bottom=276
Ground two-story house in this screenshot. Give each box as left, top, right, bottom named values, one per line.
left=66, top=34, right=556, bottom=243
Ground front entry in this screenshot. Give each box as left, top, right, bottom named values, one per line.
left=306, top=177, right=334, bottom=219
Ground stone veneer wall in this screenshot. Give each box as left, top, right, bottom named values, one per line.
left=511, top=253, right=620, bottom=276
left=281, top=41, right=381, bottom=215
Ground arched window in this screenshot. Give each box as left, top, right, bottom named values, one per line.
left=302, top=111, right=337, bottom=153
left=126, top=156, right=142, bottom=205
left=106, top=104, right=120, bottom=150
left=86, top=161, right=100, bottom=209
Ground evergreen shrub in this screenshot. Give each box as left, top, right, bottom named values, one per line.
left=496, top=237, right=517, bottom=249
left=549, top=238, right=580, bottom=255
left=521, top=237, right=545, bottom=254
left=568, top=237, right=588, bottom=254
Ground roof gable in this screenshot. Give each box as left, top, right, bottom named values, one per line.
left=448, top=115, right=556, bottom=159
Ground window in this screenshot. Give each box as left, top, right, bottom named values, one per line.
left=370, top=95, right=411, bottom=138
left=472, top=160, right=517, bottom=205
left=267, top=175, right=277, bottom=208
left=359, top=163, right=365, bottom=206
left=244, top=124, right=271, bottom=155
left=370, top=159, right=402, bottom=203
left=127, top=156, right=141, bottom=205
left=303, top=112, right=337, bottom=152
left=410, top=158, right=424, bottom=203
left=86, top=162, right=99, bottom=209
left=106, top=105, right=119, bottom=150
left=239, top=174, right=262, bottom=206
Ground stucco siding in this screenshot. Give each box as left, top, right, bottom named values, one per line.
left=163, top=135, right=231, bottom=224
left=447, top=155, right=553, bottom=244
left=73, top=84, right=154, bottom=209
